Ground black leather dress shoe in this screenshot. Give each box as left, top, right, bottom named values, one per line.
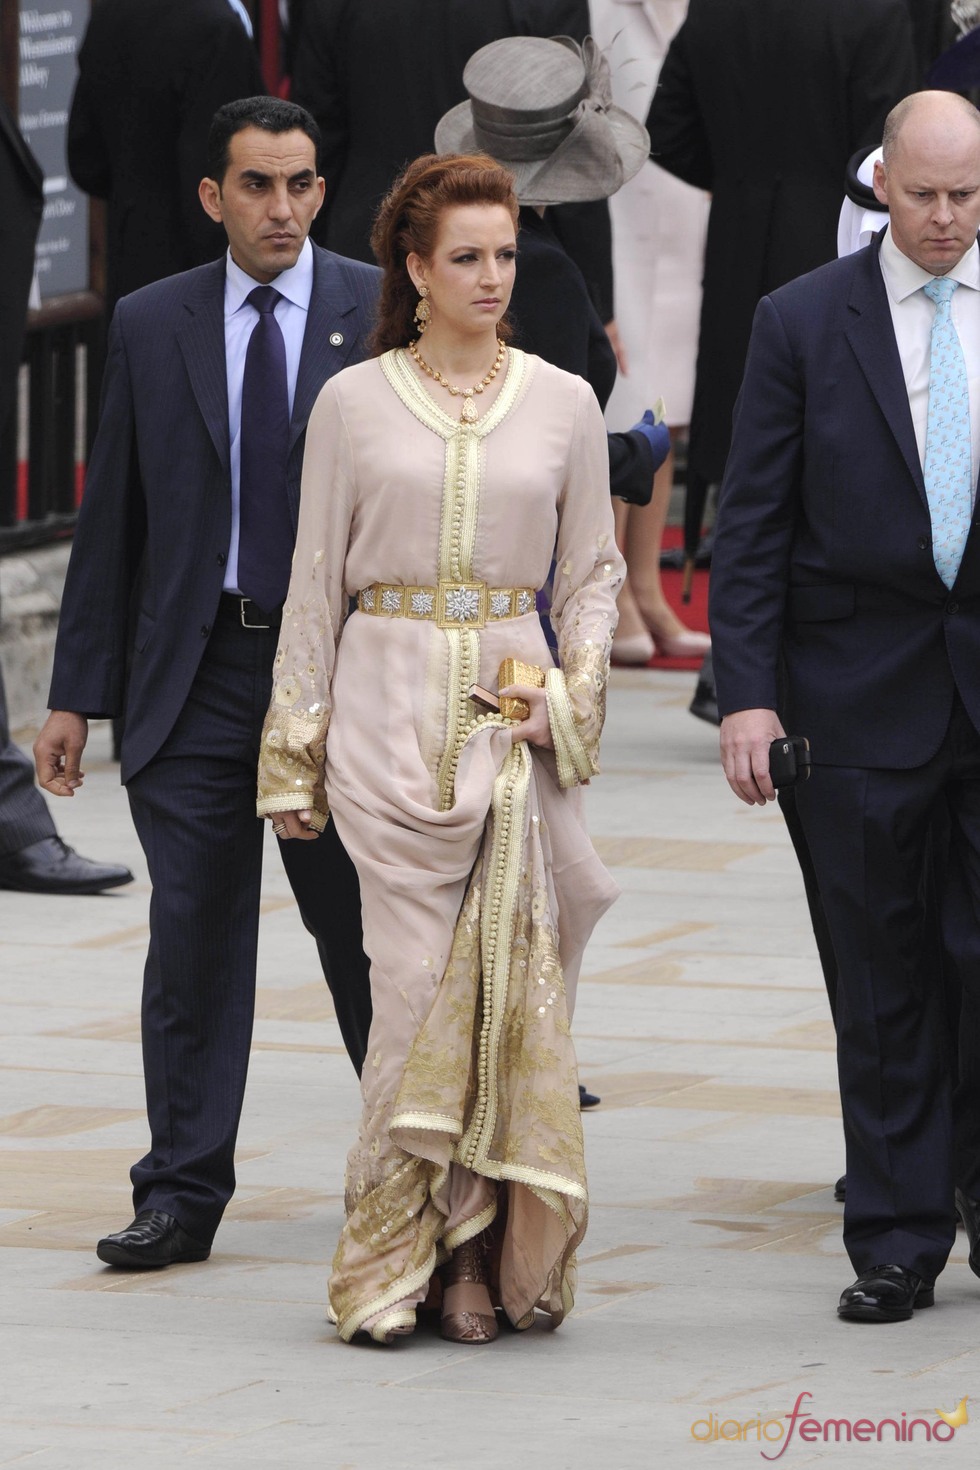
left=96, top=1210, right=211, bottom=1268
left=837, top=1264, right=934, bottom=1322
left=578, top=1084, right=601, bottom=1109
left=834, top=1174, right=846, bottom=1202
left=0, top=837, right=133, bottom=895
left=955, top=1188, right=980, bottom=1278
left=688, top=654, right=720, bottom=727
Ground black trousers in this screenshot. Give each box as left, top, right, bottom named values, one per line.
left=796, top=694, right=980, bottom=1283
left=125, top=598, right=372, bottom=1242
left=782, top=778, right=980, bottom=1203
left=0, top=658, right=56, bottom=857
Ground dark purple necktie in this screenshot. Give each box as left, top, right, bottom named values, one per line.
left=238, top=285, right=293, bottom=612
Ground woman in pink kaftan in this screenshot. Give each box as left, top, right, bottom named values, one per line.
left=257, top=154, right=623, bottom=1345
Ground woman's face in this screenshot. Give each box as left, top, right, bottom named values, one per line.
left=408, top=203, right=517, bottom=338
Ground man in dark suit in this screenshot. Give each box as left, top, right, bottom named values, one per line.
left=34, top=97, right=377, bottom=1269
left=291, top=0, right=588, bottom=259
left=0, top=98, right=132, bottom=896
left=290, top=0, right=615, bottom=324
left=647, top=0, right=917, bottom=501
left=68, top=0, right=265, bottom=315
left=710, top=90, right=980, bottom=1321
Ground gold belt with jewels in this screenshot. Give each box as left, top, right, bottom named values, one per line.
left=356, top=581, right=538, bottom=630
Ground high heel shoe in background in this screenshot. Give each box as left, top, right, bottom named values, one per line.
left=651, top=628, right=710, bottom=660
left=439, top=1233, right=499, bottom=1344
left=610, top=631, right=654, bottom=666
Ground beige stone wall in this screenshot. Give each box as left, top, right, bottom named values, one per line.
left=0, top=544, right=70, bottom=737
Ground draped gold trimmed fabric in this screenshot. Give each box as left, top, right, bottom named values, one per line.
left=256, top=348, right=623, bottom=1340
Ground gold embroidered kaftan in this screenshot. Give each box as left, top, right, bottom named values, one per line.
left=257, top=348, right=624, bottom=1340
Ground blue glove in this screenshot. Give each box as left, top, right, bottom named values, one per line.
left=630, top=409, right=671, bottom=475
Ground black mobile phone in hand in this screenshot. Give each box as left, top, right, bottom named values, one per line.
left=768, top=735, right=811, bottom=788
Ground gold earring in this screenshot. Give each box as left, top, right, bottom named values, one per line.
left=414, top=286, right=431, bottom=332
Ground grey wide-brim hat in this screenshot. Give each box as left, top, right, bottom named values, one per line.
left=435, top=35, right=649, bottom=206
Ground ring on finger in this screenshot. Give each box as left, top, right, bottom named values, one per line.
left=272, top=822, right=287, bottom=836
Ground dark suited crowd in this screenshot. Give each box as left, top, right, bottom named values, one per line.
left=0, top=97, right=132, bottom=897
left=3, top=0, right=980, bottom=1330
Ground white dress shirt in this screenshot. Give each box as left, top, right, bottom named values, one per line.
left=877, top=225, right=980, bottom=499
left=223, top=238, right=314, bottom=593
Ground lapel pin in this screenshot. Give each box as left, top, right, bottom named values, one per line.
left=329, top=331, right=344, bottom=347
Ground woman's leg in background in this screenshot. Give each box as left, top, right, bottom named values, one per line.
left=611, top=435, right=710, bottom=661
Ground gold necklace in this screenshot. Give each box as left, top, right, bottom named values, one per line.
left=407, top=338, right=506, bottom=423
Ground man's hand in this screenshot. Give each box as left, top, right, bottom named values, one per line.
left=720, top=708, right=785, bottom=806
left=34, top=711, right=89, bottom=796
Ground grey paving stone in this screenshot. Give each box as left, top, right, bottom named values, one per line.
left=2, top=682, right=978, bottom=1468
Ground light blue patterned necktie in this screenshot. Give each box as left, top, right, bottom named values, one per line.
left=923, top=276, right=973, bottom=588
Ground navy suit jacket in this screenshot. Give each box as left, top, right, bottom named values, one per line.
left=49, top=245, right=380, bottom=783
left=709, top=233, right=980, bottom=769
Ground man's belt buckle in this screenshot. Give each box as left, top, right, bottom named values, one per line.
left=239, top=597, right=271, bottom=630
left=436, top=581, right=488, bottom=629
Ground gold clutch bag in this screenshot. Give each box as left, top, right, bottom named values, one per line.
left=498, top=658, right=545, bottom=722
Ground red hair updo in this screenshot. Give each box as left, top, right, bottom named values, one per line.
left=369, top=152, right=520, bottom=355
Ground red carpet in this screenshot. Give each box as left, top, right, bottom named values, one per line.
left=613, top=526, right=710, bottom=672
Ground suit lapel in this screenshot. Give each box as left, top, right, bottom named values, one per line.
left=175, top=261, right=230, bottom=474
left=289, top=247, right=364, bottom=459
left=844, top=240, right=926, bottom=507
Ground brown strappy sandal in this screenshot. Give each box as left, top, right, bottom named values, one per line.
left=439, top=1233, right=499, bottom=1344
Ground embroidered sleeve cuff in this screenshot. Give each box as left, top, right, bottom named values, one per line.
left=256, top=793, right=329, bottom=831
left=256, top=706, right=330, bottom=828
left=545, top=667, right=600, bottom=788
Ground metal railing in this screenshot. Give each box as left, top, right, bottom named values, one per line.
left=0, top=303, right=104, bottom=554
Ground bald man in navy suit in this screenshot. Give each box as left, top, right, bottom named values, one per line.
left=711, top=91, right=980, bottom=1323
